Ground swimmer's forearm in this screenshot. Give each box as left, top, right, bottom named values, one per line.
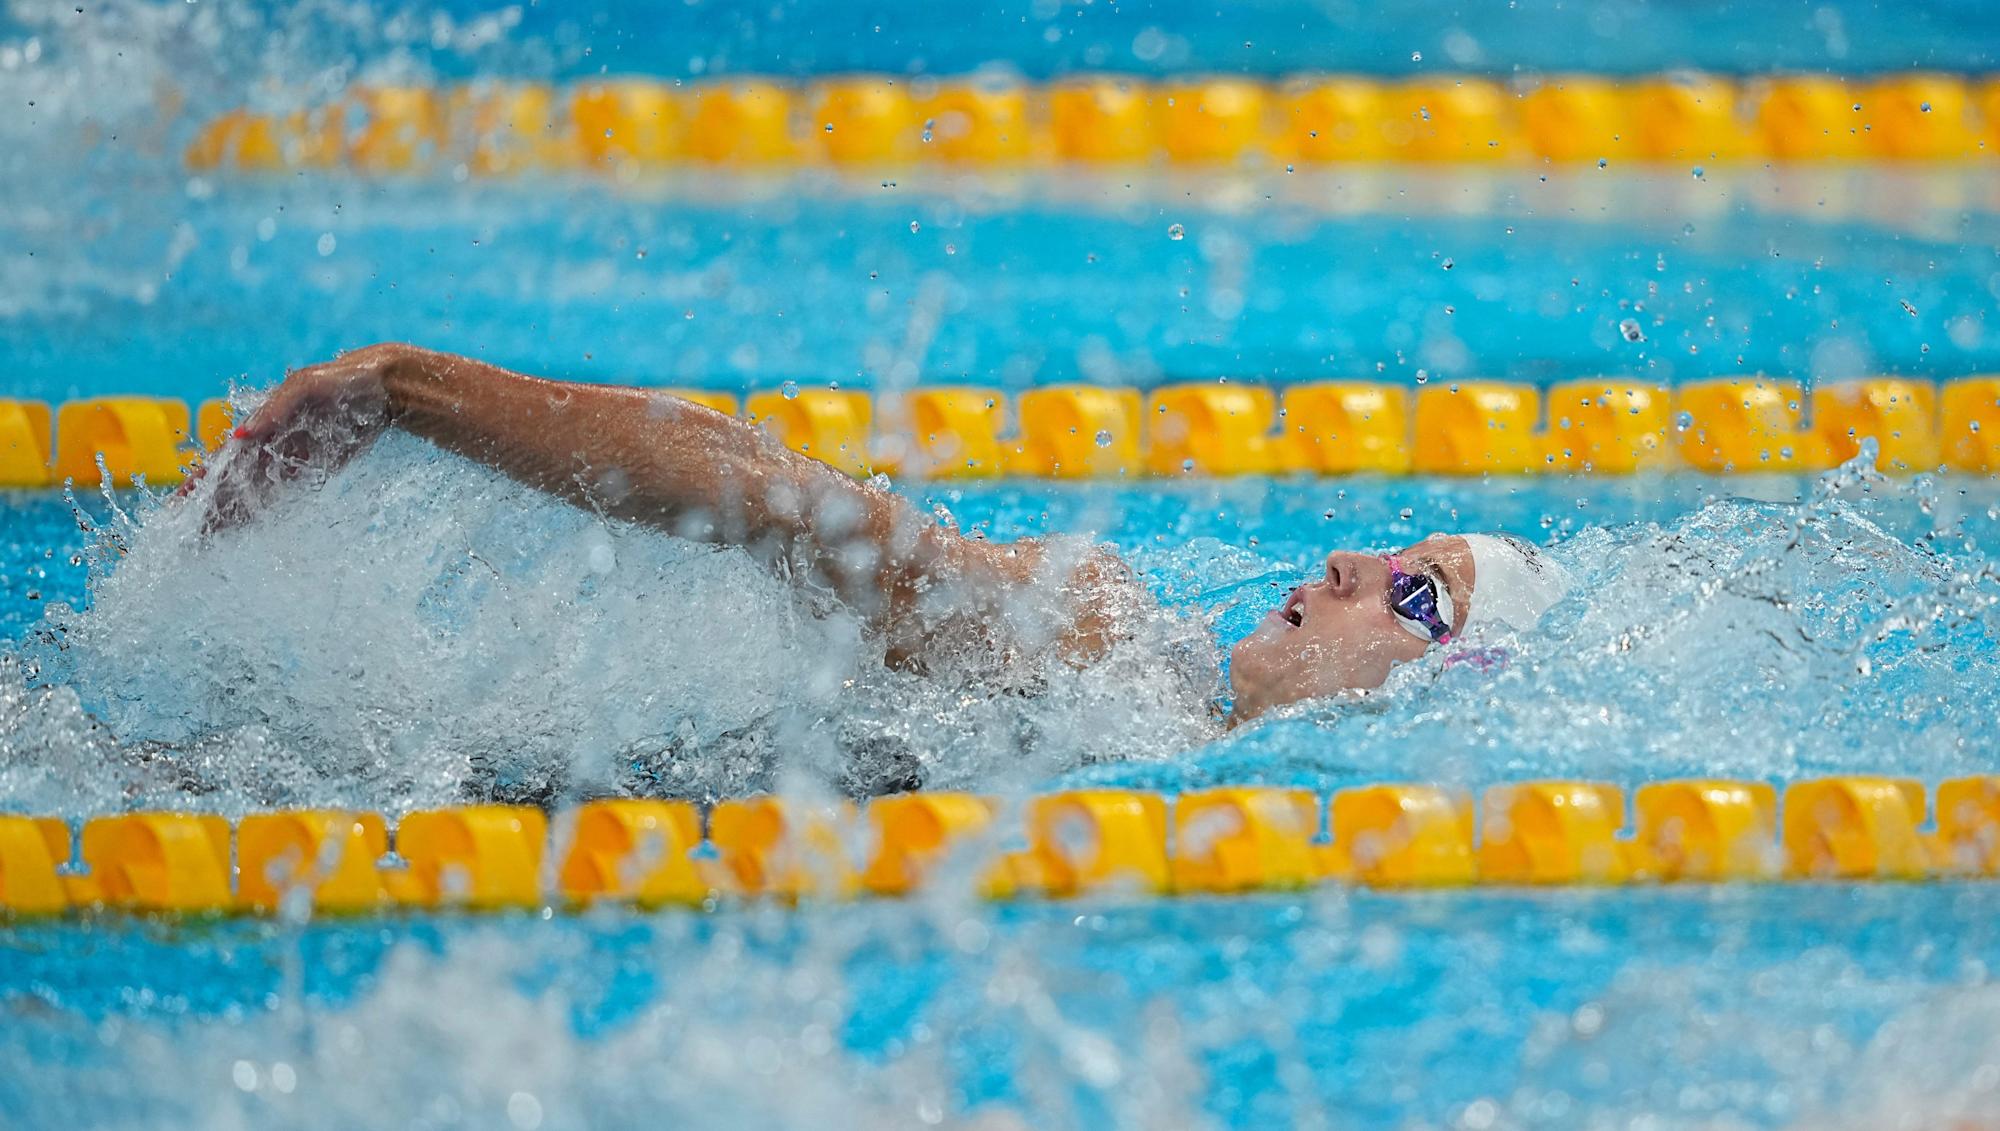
left=375, top=344, right=970, bottom=628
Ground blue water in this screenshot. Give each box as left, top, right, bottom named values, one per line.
left=8, top=173, right=1998, bottom=402
left=7, top=886, right=2000, bottom=1128
left=9, top=1, right=2000, bottom=1126
left=9, top=0, right=1993, bottom=81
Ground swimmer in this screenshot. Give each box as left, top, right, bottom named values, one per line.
left=195, top=343, right=1570, bottom=725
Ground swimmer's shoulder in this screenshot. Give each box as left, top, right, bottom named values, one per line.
left=1053, top=541, right=1154, bottom=665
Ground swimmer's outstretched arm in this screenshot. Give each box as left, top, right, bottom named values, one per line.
left=202, top=343, right=1122, bottom=664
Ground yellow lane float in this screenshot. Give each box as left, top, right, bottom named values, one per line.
left=685, top=80, right=794, bottom=163
left=0, top=399, right=52, bottom=487
left=1169, top=787, right=1320, bottom=893
left=1278, top=383, right=1411, bottom=473
left=1520, top=75, right=1631, bottom=163
left=862, top=792, right=997, bottom=896
left=1541, top=380, right=1672, bottom=473
left=571, top=80, right=682, bottom=169
left=1000, top=790, right=1169, bottom=897
left=0, top=816, right=74, bottom=915
left=392, top=805, right=547, bottom=909
left=1675, top=378, right=1823, bottom=472
left=20, top=772, right=2000, bottom=917
left=1811, top=378, right=1941, bottom=472
left=708, top=796, right=859, bottom=899
left=1160, top=78, right=1268, bottom=165
left=187, top=71, right=2000, bottom=173
left=1630, top=780, right=1778, bottom=881
left=894, top=387, right=1006, bottom=478
left=237, top=810, right=394, bottom=913
left=1048, top=77, right=1159, bottom=163
left=1940, top=377, right=2000, bottom=472
left=54, top=397, right=191, bottom=487
left=1412, top=382, right=1540, bottom=474
left=1326, top=784, right=1475, bottom=887
left=1782, top=777, right=1928, bottom=880
left=1146, top=383, right=1279, bottom=475
left=747, top=388, right=876, bottom=477
left=1628, top=74, right=1747, bottom=162
left=1007, top=386, right=1142, bottom=477
left=558, top=799, right=707, bottom=906
left=79, top=812, right=233, bottom=912
left=1477, top=781, right=1630, bottom=884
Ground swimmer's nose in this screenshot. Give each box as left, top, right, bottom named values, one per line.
left=1323, top=551, right=1367, bottom=597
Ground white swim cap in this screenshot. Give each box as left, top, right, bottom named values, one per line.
left=1460, top=533, right=1572, bottom=633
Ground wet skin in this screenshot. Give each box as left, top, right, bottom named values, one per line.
left=1225, top=536, right=1477, bottom=723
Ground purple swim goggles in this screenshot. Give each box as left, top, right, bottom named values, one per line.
left=1386, top=555, right=1455, bottom=645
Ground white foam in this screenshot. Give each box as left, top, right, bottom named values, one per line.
left=13, top=432, right=1218, bottom=813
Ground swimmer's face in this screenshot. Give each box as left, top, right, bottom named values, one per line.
left=1228, top=534, right=1475, bottom=721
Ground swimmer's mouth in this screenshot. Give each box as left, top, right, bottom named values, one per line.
left=1277, top=587, right=1306, bottom=629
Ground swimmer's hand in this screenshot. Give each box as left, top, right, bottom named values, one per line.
left=186, top=343, right=403, bottom=532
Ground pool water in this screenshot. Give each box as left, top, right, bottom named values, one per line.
left=9, top=0, right=2000, bottom=1127
left=9, top=171, right=1998, bottom=402
left=6, top=466, right=2000, bottom=1130
left=9, top=882, right=2000, bottom=1128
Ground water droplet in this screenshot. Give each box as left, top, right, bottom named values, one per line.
left=1414, top=370, right=1430, bottom=385
left=1398, top=507, right=1414, bottom=520
left=1596, top=157, right=1608, bottom=169
left=315, top=232, right=336, bottom=256
left=1675, top=410, right=1694, bottom=431
left=1410, top=50, right=1423, bottom=61
left=1690, top=166, right=1704, bottom=179
left=823, top=122, right=835, bottom=133
left=1900, top=299, right=1919, bottom=317
left=1166, top=223, right=1185, bottom=241
left=1921, top=101, right=1933, bottom=113
left=781, top=381, right=801, bottom=400
left=1441, top=257, right=1454, bottom=270
left=1094, top=429, right=1114, bottom=447
left=909, top=220, right=921, bottom=233
left=1619, top=318, right=1645, bottom=343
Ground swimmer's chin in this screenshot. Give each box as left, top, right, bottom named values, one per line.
left=1225, top=684, right=1384, bottom=729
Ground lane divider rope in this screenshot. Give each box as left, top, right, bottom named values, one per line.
left=2, top=777, right=1997, bottom=915
left=182, top=72, right=2000, bottom=174
left=3, top=376, right=1994, bottom=488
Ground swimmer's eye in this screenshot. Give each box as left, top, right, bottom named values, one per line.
left=1385, top=557, right=1454, bottom=645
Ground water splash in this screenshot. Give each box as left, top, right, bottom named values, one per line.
left=12, top=432, right=1218, bottom=814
